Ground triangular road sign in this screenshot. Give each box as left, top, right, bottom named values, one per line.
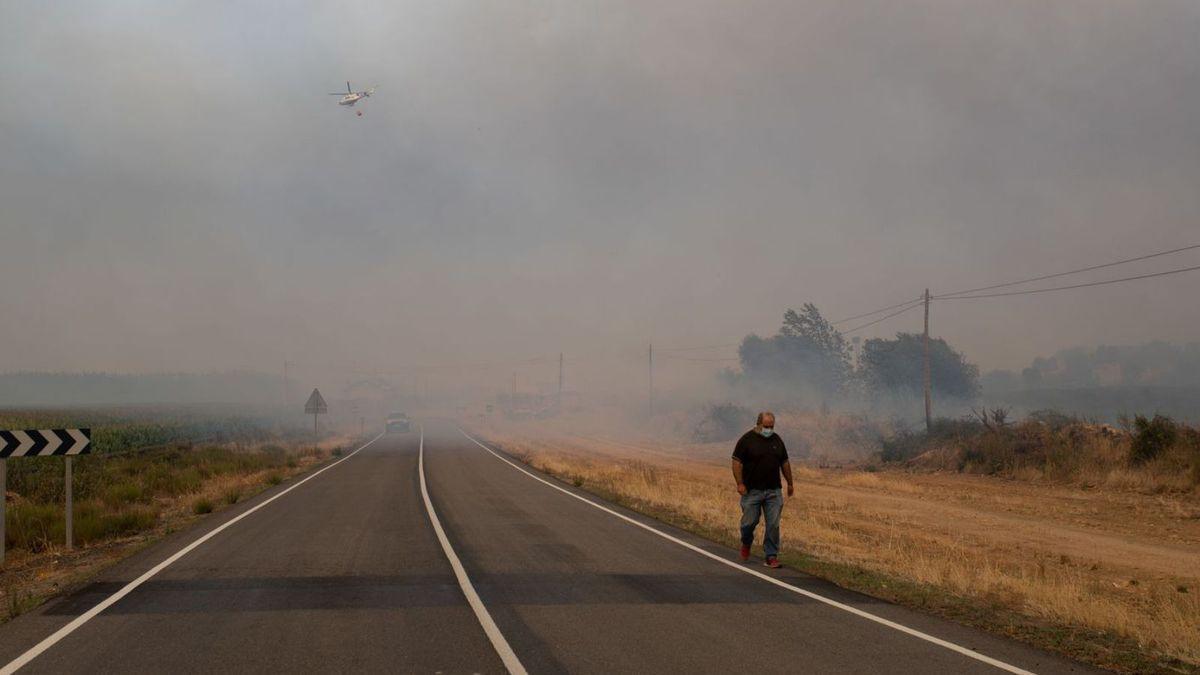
left=304, top=388, right=328, bottom=415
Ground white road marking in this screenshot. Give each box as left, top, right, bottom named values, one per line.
left=1, top=434, right=386, bottom=675
left=460, top=430, right=1038, bottom=675
left=418, top=427, right=527, bottom=675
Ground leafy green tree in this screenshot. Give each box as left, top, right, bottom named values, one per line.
left=858, top=332, right=979, bottom=401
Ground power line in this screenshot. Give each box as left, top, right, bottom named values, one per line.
left=836, top=244, right=1200, bottom=333
left=279, top=246, right=1199, bottom=376
left=831, top=296, right=923, bottom=325
left=658, top=342, right=740, bottom=353
left=936, top=263, right=1200, bottom=300
left=286, top=354, right=555, bottom=374
left=840, top=300, right=925, bottom=335
left=937, top=243, right=1200, bottom=299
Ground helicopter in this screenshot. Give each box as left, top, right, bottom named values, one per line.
left=328, top=81, right=377, bottom=107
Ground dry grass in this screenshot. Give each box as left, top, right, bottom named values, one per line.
left=889, top=414, right=1200, bottom=497
left=474, top=416, right=1200, bottom=672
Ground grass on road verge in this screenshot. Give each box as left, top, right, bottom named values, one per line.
left=474, top=428, right=1200, bottom=675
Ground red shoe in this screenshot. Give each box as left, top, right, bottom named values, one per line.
left=739, top=545, right=751, bottom=562
left=764, top=556, right=781, bottom=569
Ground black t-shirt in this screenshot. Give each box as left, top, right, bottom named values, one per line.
left=732, top=430, right=789, bottom=490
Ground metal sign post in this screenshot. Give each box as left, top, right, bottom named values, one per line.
left=1, top=458, right=6, bottom=565
left=304, top=389, right=328, bottom=437
left=65, top=457, right=73, bottom=550
left=0, top=428, right=91, bottom=562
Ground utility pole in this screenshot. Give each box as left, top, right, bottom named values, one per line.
left=558, top=352, right=564, bottom=410
left=923, top=288, right=932, bottom=434
left=511, top=371, right=517, bottom=414
left=283, top=360, right=290, bottom=411
left=648, top=343, right=654, bottom=420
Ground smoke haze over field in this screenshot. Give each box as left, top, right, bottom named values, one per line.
left=3, top=1, right=1199, bottom=400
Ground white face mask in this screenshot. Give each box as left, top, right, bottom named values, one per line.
left=760, top=428, right=774, bottom=438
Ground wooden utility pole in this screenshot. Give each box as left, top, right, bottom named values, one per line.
left=558, top=353, right=564, bottom=409
left=923, top=288, right=932, bottom=433
left=283, top=360, right=290, bottom=411
left=648, top=343, right=654, bottom=420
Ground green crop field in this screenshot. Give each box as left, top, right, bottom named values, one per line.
left=2, top=406, right=316, bottom=554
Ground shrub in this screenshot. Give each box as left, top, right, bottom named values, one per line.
left=103, top=482, right=146, bottom=507
left=5, top=502, right=60, bottom=552
left=74, top=503, right=159, bottom=544
left=879, top=417, right=982, bottom=463
left=142, top=464, right=204, bottom=497
left=693, top=403, right=752, bottom=442
left=1027, top=409, right=1078, bottom=431
left=192, top=498, right=214, bottom=515
left=222, top=488, right=241, bottom=505
left=879, top=429, right=924, bottom=463
left=1130, top=414, right=1177, bottom=465
left=266, top=473, right=283, bottom=486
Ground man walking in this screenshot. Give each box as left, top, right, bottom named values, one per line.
left=732, top=412, right=794, bottom=568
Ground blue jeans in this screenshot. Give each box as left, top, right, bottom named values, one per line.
left=739, top=488, right=783, bottom=557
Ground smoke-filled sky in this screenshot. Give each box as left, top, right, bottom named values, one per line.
left=3, top=1, right=1199, bottom=388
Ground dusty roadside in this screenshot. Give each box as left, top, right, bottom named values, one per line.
left=471, top=418, right=1200, bottom=673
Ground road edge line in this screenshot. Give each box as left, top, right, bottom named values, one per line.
left=418, top=426, right=527, bottom=675
left=459, top=429, right=1036, bottom=675
left=1, top=433, right=386, bottom=675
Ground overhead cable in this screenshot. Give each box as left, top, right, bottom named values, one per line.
left=935, top=263, right=1200, bottom=300
left=937, top=243, right=1200, bottom=299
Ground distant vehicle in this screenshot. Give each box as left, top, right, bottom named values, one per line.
left=328, top=81, right=377, bottom=107
left=385, top=411, right=410, bottom=433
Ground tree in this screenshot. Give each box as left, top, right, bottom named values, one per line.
left=735, top=305, right=853, bottom=400
left=781, top=304, right=850, bottom=361
left=858, top=332, right=979, bottom=401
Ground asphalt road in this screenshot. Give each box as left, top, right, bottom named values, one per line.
left=0, top=421, right=1103, bottom=674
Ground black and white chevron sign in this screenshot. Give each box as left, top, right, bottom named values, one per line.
left=0, top=429, right=91, bottom=458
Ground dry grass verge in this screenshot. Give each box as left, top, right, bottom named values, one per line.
left=473, top=420, right=1200, bottom=674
